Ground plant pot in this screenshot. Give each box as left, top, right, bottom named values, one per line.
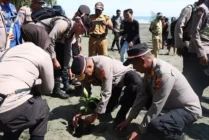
left=73, top=118, right=93, bottom=138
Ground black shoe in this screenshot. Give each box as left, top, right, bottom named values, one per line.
left=64, top=83, right=75, bottom=94
left=71, top=79, right=81, bottom=86
left=53, top=85, right=69, bottom=99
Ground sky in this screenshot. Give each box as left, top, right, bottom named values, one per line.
left=57, top=0, right=195, bottom=17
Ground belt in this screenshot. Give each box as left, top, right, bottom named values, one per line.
left=90, top=34, right=107, bottom=39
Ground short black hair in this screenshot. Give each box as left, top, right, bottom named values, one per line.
left=124, top=8, right=133, bottom=15
left=165, top=17, right=169, bottom=22
left=116, top=9, right=121, bottom=13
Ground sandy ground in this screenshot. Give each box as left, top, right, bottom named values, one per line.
left=1, top=24, right=209, bottom=140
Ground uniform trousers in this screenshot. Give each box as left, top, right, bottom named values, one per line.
left=105, top=71, right=142, bottom=122
left=0, top=97, right=49, bottom=140
left=182, top=49, right=209, bottom=98
left=88, top=37, right=108, bottom=56
left=54, top=42, right=69, bottom=85
left=147, top=108, right=196, bottom=140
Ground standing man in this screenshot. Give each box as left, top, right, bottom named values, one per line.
left=120, top=9, right=140, bottom=62
left=0, top=43, right=54, bottom=140
left=149, top=12, right=163, bottom=58
left=18, top=0, right=45, bottom=26
left=110, top=9, right=122, bottom=52
left=0, top=0, right=21, bottom=48
left=88, top=2, right=113, bottom=56
left=34, top=5, right=91, bottom=99
left=167, top=17, right=176, bottom=55
left=117, top=44, right=202, bottom=140
left=71, top=55, right=142, bottom=127
left=175, top=0, right=209, bottom=98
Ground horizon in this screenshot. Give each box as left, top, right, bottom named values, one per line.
left=57, top=0, right=195, bottom=17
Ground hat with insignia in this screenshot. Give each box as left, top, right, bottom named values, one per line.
left=71, top=55, right=86, bottom=76
left=77, top=5, right=91, bottom=16
left=123, top=43, right=150, bottom=66
left=95, top=2, right=104, bottom=11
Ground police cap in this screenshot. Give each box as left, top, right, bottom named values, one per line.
left=123, top=43, right=150, bottom=66
left=71, top=55, right=86, bottom=76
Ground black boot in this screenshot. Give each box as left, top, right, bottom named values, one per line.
left=64, top=83, right=75, bottom=94
left=53, top=84, right=69, bottom=99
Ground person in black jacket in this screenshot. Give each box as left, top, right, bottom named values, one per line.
left=167, top=17, right=177, bottom=55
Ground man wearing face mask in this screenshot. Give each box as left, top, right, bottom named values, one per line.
left=33, top=5, right=91, bottom=99
left=88, top=2, right=113, bottom=56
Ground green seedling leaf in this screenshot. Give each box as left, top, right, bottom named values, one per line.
left=80, top=97, right=87, bottom=102
left=89, top=99, right=98, bottom=105
left=83, top=88, right=89, bottom=98
left=95, top=96, right=101, bottom=100
left=80, top=106, right=86, bottom=111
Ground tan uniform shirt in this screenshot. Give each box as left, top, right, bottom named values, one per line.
left=0, top=43, right=54, bottom=113
left=36, top=17, right=72, bottom=67
left=89, top=14, right=112, bottom=35
left=82, top=56, right=134, bottom=114
left=189, top=3, right=209, bottom=57
left=149, top=19, right=162, bottom=40
left=0, top=6, right=6, bottom=52
left=128, top=58, right=202, bottom=133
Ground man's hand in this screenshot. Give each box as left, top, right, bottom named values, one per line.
left=200, top=55, right=208, bottom=66
left=128, top=129, right=142, bottom=140
left=84, top=113, right=98, bottom=124
left=72, top=114, right=81, bottom=128
left=78, top=42, right=82, bottom=51
left=52, top=58, right=61, bottom=69
left=129, top=41, right=134, bottom=47
left=177, top=48, right=184, bottom=57
left=68, top=69, right=75, bottom=79
left=7, top=32, right=14, bottom=40
left=116, top=119, right=131, bottom=131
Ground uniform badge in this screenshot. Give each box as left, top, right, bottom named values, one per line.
left=99, top=69, right=107, bottom=80
left=155, top=77, right=162, bottom=90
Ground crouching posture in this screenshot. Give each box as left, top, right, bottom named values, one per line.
left=71, top=55, right=142, bottom=126
left=0, top=43, right=54, bottom=140
left=117, top=43, right=202, bottom=140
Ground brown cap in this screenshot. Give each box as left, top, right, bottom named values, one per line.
left=95, top=2, right=104, bottom=10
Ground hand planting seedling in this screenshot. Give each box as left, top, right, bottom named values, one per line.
left=71, top=87, right=100, bottom=137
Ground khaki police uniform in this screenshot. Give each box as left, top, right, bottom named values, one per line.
left=149, top=19, right=162, bottom=58
left=128, top=58, right=202, bottom=138
left=0, top=43, right=54, bottom=139
left=0, top=6, right=6, bottom=53
left=75, top=55, right=142, bottom=124
left=176, top=3, right=209, bottom=98
left=88, top=14, right=112, bottom=56
left=18, top=5, right=34, bottom=26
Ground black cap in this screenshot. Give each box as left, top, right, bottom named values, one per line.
left=35, top=0, right=45, bottom=3
left=71, top=56, right=86, bottom=75
left=77, top=5, right=91, bottom=16
left=123, top=43, right=150, bottom=66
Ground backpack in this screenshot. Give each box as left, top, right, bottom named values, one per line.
left=31, top=7, right=72, bottom=38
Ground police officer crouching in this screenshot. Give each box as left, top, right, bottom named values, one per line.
left=0, top=43, right=54, bottom=140
left=116, top=43, right=202, bottom=140
left=71, top=55, right=142, bottom=128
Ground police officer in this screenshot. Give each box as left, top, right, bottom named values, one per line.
left=116, top=44, right=202, bottom=140
left=0, top=43, right=54, bottom=140
left=88, top=2, right=113, bottom=56
left=149, top=12, right=163, bottom=58
left=35, top=5, right=91, bottom=99
left=0, top=5, right=7, bottom=54
left=0, top=0, right=21, bottom=48
left=71, top=55, right=142, bottom=128
left=18, top=0, right=45, bottom=26
left=175, top=0, right=209, bottom=98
